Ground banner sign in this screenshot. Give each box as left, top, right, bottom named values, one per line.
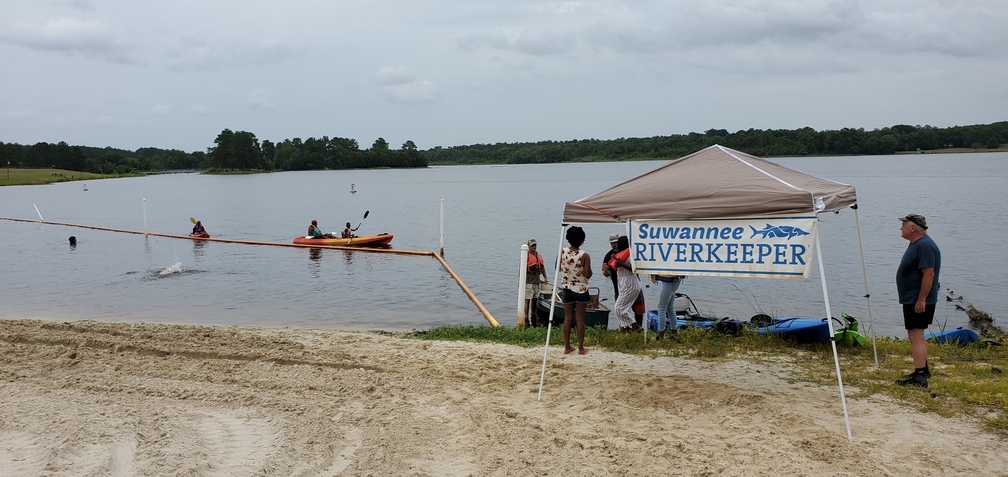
left=628, top=216, right=819, bottom=279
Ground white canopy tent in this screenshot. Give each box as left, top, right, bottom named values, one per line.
left=537, top=145, right=879, bottom=441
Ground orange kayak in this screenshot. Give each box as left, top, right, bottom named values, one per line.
left=189, top=232, right=210, bottom=239
left=292, top=233, right=394, bottom=247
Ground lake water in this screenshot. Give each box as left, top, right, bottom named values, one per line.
left=2, top=153, right=1006, bottom=337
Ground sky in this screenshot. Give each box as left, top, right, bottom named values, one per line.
left=1, top=0, right=1006, bottom=153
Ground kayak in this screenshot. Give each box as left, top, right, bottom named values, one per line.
left=646, top=310, right=717, bottom=331
left=292, top=233, right=394, bottom=247
left=189, top=232, right=210, bottom=239
left=754, top=317, right=831, bottom=344
left=926, top=327, right=979, bottom=345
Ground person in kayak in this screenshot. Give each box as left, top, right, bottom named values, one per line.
left=308, top=220, right=332, bottom=238
left=341, top=222, right=357, bottom=238
left=191, top=221, right=206, bottom=235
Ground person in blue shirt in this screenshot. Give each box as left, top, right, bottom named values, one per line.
left=308, top=219, right=328, bottom=238
left=895, top=214, right=940, bottom=388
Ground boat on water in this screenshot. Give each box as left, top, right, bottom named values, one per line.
left=292, top=233, right=394, bottom=247
left=534, top=284, right=611, bottom=328
left=188, top=232, right=210, bottom=239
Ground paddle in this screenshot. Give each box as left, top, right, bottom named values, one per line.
left=348, top=210, right=369, bottom=244
left=190, top=217, right=197, bottom=224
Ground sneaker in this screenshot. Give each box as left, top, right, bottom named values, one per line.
left=896, top=372, right=928, bottom=388
left=902, top=367, right=931, bottom=380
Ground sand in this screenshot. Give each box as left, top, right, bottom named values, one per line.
left=1, top=319, right=1005, bottom=477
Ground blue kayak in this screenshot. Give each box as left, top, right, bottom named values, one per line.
left=925, top=327, right=979, bottom=345
left=646, top=310, right=717, bottom=331
left=754, top=317, right=831, bottom=344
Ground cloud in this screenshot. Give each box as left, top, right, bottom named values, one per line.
left=162, top=37, right=300, bottom=72
left=96, top=115, right=122, bottom=125
left=149, top=104, right=172, bottom=117
left=186, top=104, right=214, bottom=116
left=375, top=67, right=439, bottom=104
left=456, top=27, right=577, bottom=56
left=1, top=17, right=135, bottom=63
left=248, top=89, right=276, bottom=110
left=55, top=0, right=95, bottom=13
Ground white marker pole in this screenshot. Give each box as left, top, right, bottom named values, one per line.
left=33, top=203, right=44, bottom=222
left=517, top=244, right=530, bottom=327
left=439, top=199, right=445, bottom=256
left=142, top=198, right=147, bottom=235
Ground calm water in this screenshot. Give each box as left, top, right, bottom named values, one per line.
left=2, top=153, right=1006, bottom=337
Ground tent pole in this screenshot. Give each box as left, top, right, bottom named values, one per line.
left=852, top=205, right=879, bottom=367
left=815, top=230, right=853, bottom=442
left=538, top=224, right=569, bottom=401
left=517, top=244, right=530, bottom=327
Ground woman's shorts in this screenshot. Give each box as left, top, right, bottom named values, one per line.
left=561, top=289, right=590, bottom=304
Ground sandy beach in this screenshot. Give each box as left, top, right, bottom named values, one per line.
left=1, top=319, right=1005, bottom=476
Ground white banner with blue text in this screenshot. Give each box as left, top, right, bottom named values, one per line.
left=629, top=216, right=819, bottom=279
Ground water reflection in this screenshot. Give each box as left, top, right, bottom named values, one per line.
left=308, top=248, right=322, bottom=279
left=192, top=239, right=207, bottom=258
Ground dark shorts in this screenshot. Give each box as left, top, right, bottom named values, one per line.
left=562, top=289, right=590, bottom=305
left=903, top=303, right=936, bottom=330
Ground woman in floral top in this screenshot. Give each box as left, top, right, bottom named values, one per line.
left=560, top=226, right=592, bottom=355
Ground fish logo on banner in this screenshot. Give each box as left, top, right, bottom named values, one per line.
left=749, top=224, right=811, bottom=240
left=630, top=216, right=819, bottom=279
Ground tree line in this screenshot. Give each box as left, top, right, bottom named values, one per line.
left=425, top=122, right=1008, bottom=165
left=1, top=122, right=1004, bottom=174
left=0, top=129, right=427, bottom=174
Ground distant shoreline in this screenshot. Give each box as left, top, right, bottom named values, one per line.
left=3, top=147, right=1005, bottom=187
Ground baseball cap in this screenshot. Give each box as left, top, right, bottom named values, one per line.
left=311, top=219, right=317, bottom=225
left=527, top=238, right=537, bottom=246
left=608, top=233, right=620, bottom=243
left=898, top=214, right=927, bottom=229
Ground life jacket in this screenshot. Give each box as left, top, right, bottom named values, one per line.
left=608, top=248, right=630, bottom=271
left=527, top=252, right=544, bottom=274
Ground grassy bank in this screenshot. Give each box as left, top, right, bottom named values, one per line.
left=411, top=324, right=1008, bottom=434
left=0, top=169, right=106, bottom=186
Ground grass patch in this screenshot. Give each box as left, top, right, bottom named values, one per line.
left=410, top=324, right=1008, bottom=434
left=0, top=169, right=108, bottom=186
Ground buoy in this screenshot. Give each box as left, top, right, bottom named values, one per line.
left=350, top=183, right=357, bottom=193
left=83, top=183, right=88, bottom=191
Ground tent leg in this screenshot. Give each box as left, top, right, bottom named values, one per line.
left=853, top=206, right=879, bottom=367
left=538, top=224, right=568, bottom=401
left=816, top=232, right=853, bottom=442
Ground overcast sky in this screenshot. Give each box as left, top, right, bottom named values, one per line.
left=1, top=0, right=1006, bottom=153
